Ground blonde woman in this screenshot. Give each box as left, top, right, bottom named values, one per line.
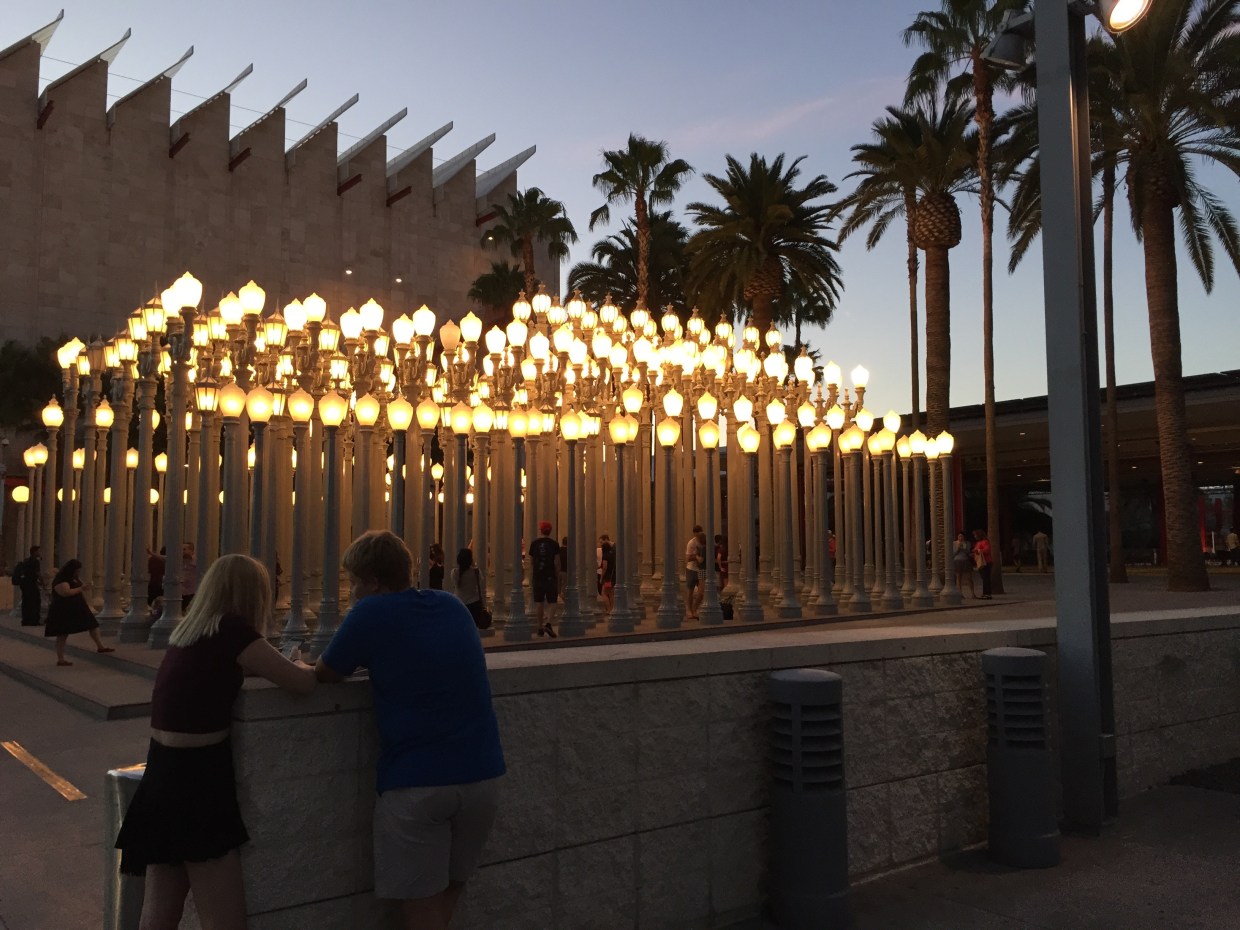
left=115, top=554, right=316, bottom=930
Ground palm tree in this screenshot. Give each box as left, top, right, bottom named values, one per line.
left=482, top=188, right=578, bottom=296
left=684, top=153, right=843, bottom=334
left=904, top=0, right=1028, bottom=591
left=835, top=106, right=933, bottom=430
left=589, top=134, right=693, bottom=309
left=468, top=261, right=526, bottom=328
left=567, top=212, right=690, bottom=315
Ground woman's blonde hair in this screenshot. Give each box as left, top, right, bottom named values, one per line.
left=169, top=553, right=271, bottom=647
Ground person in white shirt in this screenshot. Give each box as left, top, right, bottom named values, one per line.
left=684, top=525, right=706, bottom=620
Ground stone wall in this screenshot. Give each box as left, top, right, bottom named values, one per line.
left=224, top=610, right=1240, bottom=929
left=0, top=31, right=550, bottom=346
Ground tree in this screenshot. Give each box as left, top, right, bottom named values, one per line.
left=904, top=0, right=1029, bottom=591
left=567, top=212, right=690, bottom=315
left=684, top=153, right=843, bottom=334
left=589, top=134, right=693, bottom=310
left=0, top=338, right=62, bottom=431
left=835, top=106, right=933, bottom=430
left=468, top=261, right=526, bottom=330
left=482, top=188, right=578, bottom=297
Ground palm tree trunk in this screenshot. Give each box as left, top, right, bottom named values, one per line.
left=751, top=291, right=776, bottom=335
left=974, top=66, right=1002, bottom=594
left=923, top=246, right=951, bottom=436
left=1141, top=196, right=1208, bottom=591
left=1102, top=164, right=1127, bottom=583
left=635, top=195, right=650, bottom=309
left=521, top=238, right=537, bottom=296
left=904, top=191, right=920, bottom=432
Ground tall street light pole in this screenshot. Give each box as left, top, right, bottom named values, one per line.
left=936, top=434, right=962, bottom=607
left=311, top=390, right=347, bottom=658
left=559, top=410, right=584, bottom=637
left=656, top=416, right=684, bottom=628
left=283, top=389, right=315, bottom=645
left=504, top=410, right=530, bottom=641
left=698, top=411, right=724, bottom=626
left=773, top=420, right=802, bottom=619
left=416, top=399, right=440, bottom=589
left=607, top=414, right=635, bottom=633
left=120, top=342, right=158, bottom=643
left=737, top=425, right=764, bottom=622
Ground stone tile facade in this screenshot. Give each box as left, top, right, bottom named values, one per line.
left=223, top=610, right=1240, bottom=929
left=0, top=33, right=551, bottom=346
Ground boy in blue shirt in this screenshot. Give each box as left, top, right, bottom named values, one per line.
left=316, top=530, right=505, bottom=930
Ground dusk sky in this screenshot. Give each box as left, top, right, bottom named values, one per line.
left=17, top=0, right=1239, bottom=415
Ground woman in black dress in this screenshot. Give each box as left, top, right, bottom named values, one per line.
left=44, top=559, right=114, bottom=666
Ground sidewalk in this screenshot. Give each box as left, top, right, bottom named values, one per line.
left=845, top=779, right=1240, bottom=930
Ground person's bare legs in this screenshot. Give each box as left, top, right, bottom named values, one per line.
left=89, top=628, right=115, bottom=652
left=186, top=850, right=247, bottom=930
left=55, top=635, right=70, bottom=665
left=139, top=863, right=190, bottom=930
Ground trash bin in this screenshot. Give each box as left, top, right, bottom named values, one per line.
left=104, top=764, right=146, bottom=930
left=983, top=647, right=1059, bottom=868
left=768, top=668, right=852, bottom=929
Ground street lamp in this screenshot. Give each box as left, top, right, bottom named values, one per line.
left=353, top=393, right=381, bottom=537
left=218, top=382, right=248, bottom=555
left=246, top=385, right=275, bottom=577
left=40, top=398, right=63, bottom=573
left=504, top=408, right=531, bottom=641
left=470, top=402, right=494, bottom=631
left=416, top=397, right=440, bottom=588
left=806, top=423, right=837, bottom=615
left=559, top=409, right=584, bottom=636
left=449, top=401, right=472, bottom=563
left=924, top=437, right=942, bottom=597
left=937, top=431, right=961, bottom=607
left=387, top=396, right=413, bottom=538
left=283, top=387, right=314, bottom=644
left=697, top=411, right=724, bottom=625
left=773, top=419, right=801, bottom=619
left=878, top=427, right=902, bottom=610
left=607, top=412, right=636, bottom=632
left=655, top=415, right=683, bottom=628
left=311, top=389, right=347, bottom=657
left=737, top=424, right=764, bottom=622
left=843, top=425, right=870, bottom=612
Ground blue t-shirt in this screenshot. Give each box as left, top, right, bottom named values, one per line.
left=321, top=588, right=506, bottom=794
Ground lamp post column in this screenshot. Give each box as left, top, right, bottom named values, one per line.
left=656, top=440, right=683, bottom=628
left=927, top=455, right=942, bottom=595
left=901, top=452, right=916, bottom=601
left=608, top=437, right=634, bottom=633
left=58, top=375, right=80, bottom=565
left=938, top=450, right=962, bottom=606
left=453, top=431, right=468, bottom=560
left=639, top=417, right=654, bottom=597
left=848, top=448, right=870, bottom=612
left=391, top=428, right=407, bottom=539
left=283, top=417, right=312, bottom=643
left=310, top=422, right=341, bottom=658
left=197, top=411, right=221, bottom=570
left=221, top=413, right=245, bottom=554
left=91, top=414, right=109, bottom=607
left=777, top=444, right=802, bottom=619
left=249, top=422, right=268, bottom=562
left=882, top=451, right=903, bottom=610
left=700, top=442, right=724, bottom=626
left=418, top=430, right=435, bottom=589
left=150, top=342, right=190, bottom=645
left=185, top=413, right=202, bottom=549
left=833, top=431, right=847, bottom=604
left=804, top=439, right=817, bottom=604
left=120, top=374, right=156, bottom=641
left=560, top=436, right=583, bottom=636
left=757, top=424, right=774, bottom=598
left=100, top=379, right=134, bottom=629
left=353, top=421, right=372, bottom=542
left=78, top=386, right=99, bottom=584
left=739, top=447, right=764, bottom=622
left=473, top=433, right=491, bottom=629
left=583, top=429, right=602, bottom=627
left=814, top=447, right=837, bottom=615
left=504, top=435, right=530, bottom=641
left=41, top=418, right=60, bottom=583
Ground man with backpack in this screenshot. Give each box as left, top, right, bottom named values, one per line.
left=528, top=521, right=560, bottom=638
left=12, top=545, right=43, bottom=626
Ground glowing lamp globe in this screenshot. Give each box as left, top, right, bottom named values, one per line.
left=622, top=385, right=645, bottom=415
left=386, top=396, right=413, bottom=432
left=696, top=390, right=718, bottom=422
left=807, top=423, right=832, bottom=452
left=765, top=397, right=786, bottom=427
left=472, top=403, right=494, bottom=434
left=245, top=386, right=275, bottom=424
left=42, top=398, right=64, bottom=429
left=303, top=293, right=327, bottom=324
left=439, top=319, right=462, bottom=355
left=12, top=486, right=29, bottom=503
left=797, top=401, right=816, bottom=429
left=824, top=361, right=842, bottom=387
left=219, top=292, right=243, bottom=327
left=287, top=388, right=315, bottom=424
left=883, top=410, right=901, bottom=433
left=738, top=424, right=761, bottom=454
left=897, top=436, right=911, bottom=459
left=359, top=299, right=384, bottom=333
left=239, top=280, right=266, bottom=317
left=936, top=431, right=955, bottom=455
left=607, top=414, right=630, bottom=445
left=318, top=390, right=348, bottom=428
left=126, top=448, right=139, bottom=469
left=506, top=319, right=528, bottom=349
left=449, top=402, right=472, bottom=435
left=560, top=410, right=582, bottom=442
left=218, top=383, right=246, bottom=418
left=484, top=326, right=506, bottom=356
left=855, top=408, right=874, bottom=432
left=850, top=365, right=870, bottom=389
left=663, top=388, right=684, bottom=418
left=154, top=452, right=167, bottom=473
left=773, top=420, right=796, bottom=449
left=698, top=419, right=720, bottom=450
left=195, top=380, right=220, bottom=414
left=173, top=271, right=203, bottom=310
left=924, top=437, right=941, bottom=460
left=826, top=405, right=845, bottom=431
left=656, top=416, right=681, bottom=448
left=507, top=408, right=529, bottom=438
left=878, top=428, right=896, bottom=453
left=460, top=311, right=482, bottom=345
left=354, top=393, right=381, bottom=427
left=733, top=395, right=753, bottom=424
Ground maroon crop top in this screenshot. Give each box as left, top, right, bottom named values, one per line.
left=150, top=613, right=262, bottom=733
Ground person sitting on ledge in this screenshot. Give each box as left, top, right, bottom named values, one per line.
left=316, top=530, right=506, bottom=930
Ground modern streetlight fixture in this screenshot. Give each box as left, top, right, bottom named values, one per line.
left=655, top=415, right=683, bottom=628
left=559, top=409, right=584, bottom=636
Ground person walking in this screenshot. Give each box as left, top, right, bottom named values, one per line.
left=148, top=546, right=167, bottom=605
left=115, top=554, right=317, bottom=930
left=528, top=521, right=560, bottom=638
left=13, top=545, right=43, bottom=626
left=1225, top=527, right=1238, bottom=567
left=684, top=525, right=706, bottom=620
left=44, top=559, right=114, bottom=665
left=952, top=532, right=977, bottom=599
left=973, top=529, right=994, bottom=599
left=714, top=534, right=729, bottom=591
left=315, top=530, right=505, bottom=930
left=599, top=534, right=616, bottom=612
left=1033, top=529, right=1051, bottom=573
left=450, top=547, right=488, bottom=630
left=427, top=544, right=445, bottom=591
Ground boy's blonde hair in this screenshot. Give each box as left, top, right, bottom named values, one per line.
left=342, top=530, right=413, bottom=592
left=169, top=553, right=271, bottom=647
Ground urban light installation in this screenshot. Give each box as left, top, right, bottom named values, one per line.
left=504, top=408, right=530, bottom=641
left=843, top=425, right=870, bottom=612
left=55, top=338, right=83, bottom=564
left=40, top=398, right=63, bottom=573
left=311, top=389, right=348, bottom=657
left=120, top=323, right=160, bottom=642
left=100, top=346, right=135, bottom=629
left=936, top=431, right=962, bottom=607
left=415, top=397, right=440, bottom=588
left=387, top=395, right=413, bottom=538
left=806, top=422, right=837, bottom=616
left=655, top=415, right=683, bottom=628
left=471, top=401, right=494, bottom=628
left=245, top=385, right=275, bottom=575
left=736, top=423, right=765, bottom=622
left=772, top=418, right=802, bottom=618
left=283, top=387, right=315, bottom=644
left=607, top=412, right=636, bottom=632
left=924, top=438, right=942, bottom=596
left=217, top=382, right=248, bottom=555
left=697, top=405, right=724, bottom=625
left=559, top=409, right=584, bottom=636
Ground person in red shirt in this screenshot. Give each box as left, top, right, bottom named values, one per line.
left=972, top=529, right=994, bottom=599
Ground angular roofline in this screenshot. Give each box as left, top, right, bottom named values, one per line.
left=38, top=27, right=130, bottom=108
left=286, top=93, right=358, bottom=167
left=230, top=78, right=307, bottom=157
left=432, top=133, right=496, bottom=189
left=106, top=45, right=193, bottom=128
left=386, top=121, right=453, bottom=180
left=0, top=9, right=64, bottom=64
left=170, top=63, right=252, bottom=140
left=475, top=145, right=536, bottom=202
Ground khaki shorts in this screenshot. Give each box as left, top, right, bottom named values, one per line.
left=373, top=776, right=502, bottom=900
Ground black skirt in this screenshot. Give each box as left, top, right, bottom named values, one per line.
left=114, top=739, right=249, bottom=875
left=44, top=591, right=98, bottom=637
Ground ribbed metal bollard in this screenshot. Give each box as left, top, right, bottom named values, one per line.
left=983, top=647, right=1060, bottom=868
left=769, top=669, right=852, bottom=929
left=104, top=764, right=146, bottom=930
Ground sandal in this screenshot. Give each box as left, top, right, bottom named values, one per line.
left=56, top=660, right=73, bottom=667
left=97, top=647, right=117, bottom=654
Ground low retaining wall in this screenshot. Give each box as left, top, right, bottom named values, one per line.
left=225, top=608, right=1240, bottom=929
